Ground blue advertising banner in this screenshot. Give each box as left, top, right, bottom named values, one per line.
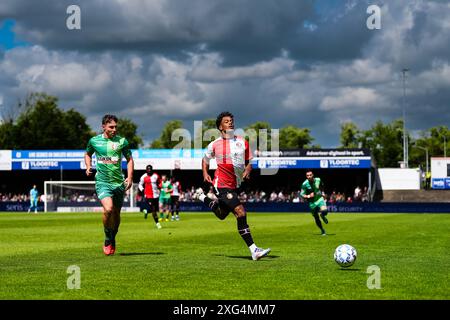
left=12, top=161, right=85, bottom=170
left=9, top=149, right=372, bottom=170
left=139, top=201, right=450, bottom=213
left=253, top=158, right=371, bottom=169
left=132, top=149, right=205, bottom=159
left=11, top=150, right=128, bottom=170
left=432, top=178, right=450, bottom=190
left=12, top=150, right=87, bottom=170
left=12, top=150, right=85, bottom=159
left=2, top=201, right=449, bottom=212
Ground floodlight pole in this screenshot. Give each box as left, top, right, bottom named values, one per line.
left=415, top=145, right=429, bottom=174
left=402, top=68, right=410, bottom=168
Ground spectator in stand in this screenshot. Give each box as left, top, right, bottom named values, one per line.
left=353, top=186, right=361, bottom=201
left=184, top=188, right=193, bottom=202
left=329, top=191, right=337, bottom=204
left=336, top=193, right=345, bottom=203
left=259, top=190, right=266, bottom=202
left=361, top=187, right=369, bottom=202
left=269, top=191, right=277, bottom=202
left=277, top=191, right=285, bottom=202
left=346, top=196, right=353, bottom=203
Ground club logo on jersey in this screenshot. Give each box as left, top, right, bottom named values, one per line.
left=111, top=142, right=119, bottom=150
left=227, top=192, right=234, bottom=199
left=235, top=142, right=242, bottom=148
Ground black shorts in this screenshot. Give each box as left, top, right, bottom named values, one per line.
left=171, top=195, right=179, bottom=203
left=146, top=197, right=159, bottom=210
left=216, top=188, right=242, bottom=212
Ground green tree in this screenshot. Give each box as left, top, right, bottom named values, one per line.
left=279, top=125, right=314, bottom=149
left=410, top=126, right=450, bottom=169
left=0, top=120, right=16, bottom=149
left=117, top=118, right=143, bottom=149
left=62, top=109, right=95, bottom=149
left=428, top=126, right=450, bottom=157
left=340, top=122, right=360, bottom=148
left=150, top=120, right=186, bottom=149
left=244, top=121, right=273, bottom=151
left=0, top=93, right=95, bottom=149
left=359, top=119, right=406, bottom=167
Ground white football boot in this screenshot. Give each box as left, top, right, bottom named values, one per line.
left=251, top=247, right=271, bottom=261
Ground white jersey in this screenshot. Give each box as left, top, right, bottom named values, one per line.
left=204, top=135, right=252, bottom=189
left=138, top=172, right=161, bottom=198
left=171, top=181, right=181, bottom=196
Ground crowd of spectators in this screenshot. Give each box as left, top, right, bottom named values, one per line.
left=1, top=193, right=32, bottom=202
left=1, top=185, right=369, bottom=204
left=177, top=186, right=370, bottom=203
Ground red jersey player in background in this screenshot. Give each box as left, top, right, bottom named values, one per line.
left=193, top=111, right=271, bottom=261
left=138, top=164, right=162, bottom=229
left=170, top=175, right=182, bottom=221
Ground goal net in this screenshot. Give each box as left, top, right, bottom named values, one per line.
left=44, top=181, right=139, bottom=212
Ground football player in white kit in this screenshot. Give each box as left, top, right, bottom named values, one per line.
left=138, top=164, right=162, bottom=229
left=194, top=111, right=271, bottom=261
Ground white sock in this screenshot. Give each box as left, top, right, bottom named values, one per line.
left=199, top=194, right=206, bottom=202
left=249, top=244, right=257, bottom=252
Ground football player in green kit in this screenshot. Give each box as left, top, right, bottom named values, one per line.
left=300, top=170, right=329, bottom=236
left=85, top=114, right=134, bottom=255
left=158, top=175, right=173, bottom=221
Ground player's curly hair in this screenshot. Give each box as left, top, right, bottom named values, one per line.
left=216, top=111, right=234, bottom=129
left=102, top=114, right=118, bottom=125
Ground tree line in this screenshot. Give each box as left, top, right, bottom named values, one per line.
left=0, top=93, right=448, bottom=169
left=0, top=93, right=142, bottom=149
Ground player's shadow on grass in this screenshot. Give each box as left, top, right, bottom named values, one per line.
left=119, top=252, right=165, bottom=256
left=213, top=254, right=280, bottom=260
left=314, top=233, right=336, bottom=236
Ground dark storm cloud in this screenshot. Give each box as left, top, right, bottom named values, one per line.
left=0, top=0, right=449, bottom=148
left=1, top=0, right=376, bottom=65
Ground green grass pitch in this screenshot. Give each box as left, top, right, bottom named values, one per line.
left=0, top=211, right=448, bottom=300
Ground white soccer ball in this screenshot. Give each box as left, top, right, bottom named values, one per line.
left=334, top=244, right=357, bottom=268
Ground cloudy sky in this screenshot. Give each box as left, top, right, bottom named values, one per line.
left=0, top=0, right=449, bottom=147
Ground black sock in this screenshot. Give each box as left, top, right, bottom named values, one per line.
left=111, top=228, right=118, bottom=246
left=104, top=227, right=114, bottom=246
left=152, top=212, right=159, bottom=223
left=313, top=213, right=324, bottom=231
left=237, top=216, right=254, bottom=247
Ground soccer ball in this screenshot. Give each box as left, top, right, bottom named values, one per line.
left=334, top=244, right=357, bottom=268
